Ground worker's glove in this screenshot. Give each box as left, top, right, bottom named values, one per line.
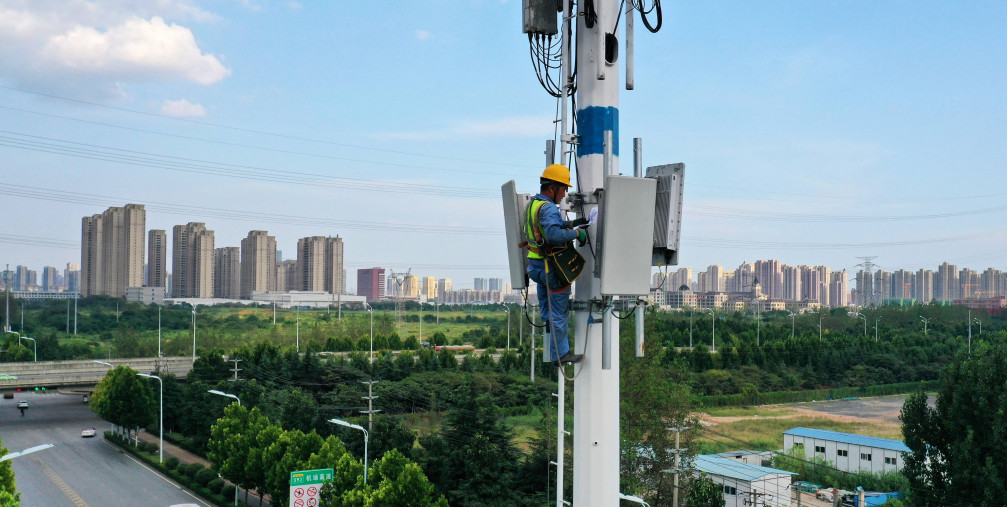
left=576, top=229, right=588, bottom=246
left=571, top=217, right=589, bottom=228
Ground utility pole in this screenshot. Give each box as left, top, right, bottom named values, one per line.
left=967, top=308, right=972, bottom=357
left=855, top=256, right=878, bottom=306
left=920, top=315, right=930, bottom=335
left=665, top=426, right=688, bottom=507
left=230, top=358, right=242, bottom=381
left=3, top=264, right=9, bottom=333
left=73, top=294, right=77, bottom=335
left=360, top=380, right=380, bottom=433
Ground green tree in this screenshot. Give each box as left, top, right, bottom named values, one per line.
left=90, top=365, right=155, bottom=443
left=208, top=405, right=271, bottom=505
left=265, top=430, right=324, bottom=506
left=899, top=345, right=1007, bottom=505
left=620, top=338, right=696, bottom=506
left=0, top=435, right=19, bottom=506
left=684, top=475, right=725, bottom=507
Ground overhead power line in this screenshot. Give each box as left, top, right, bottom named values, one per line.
left=0, top=183, right=503, bottom=236
left=0, top=85, right=526, bottom=168
left=0, top=104, right=517, bottom=177
left=0, top=131, right=498, bottom=198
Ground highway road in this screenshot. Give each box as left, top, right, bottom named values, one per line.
left=0, top=392, right=209, bottom=507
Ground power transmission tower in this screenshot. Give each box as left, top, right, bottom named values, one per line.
left=360, top=380, right=380, bottom=433
left=855, top=256, right=878, bottom=306
left=388, top=268, right=411, bottom=329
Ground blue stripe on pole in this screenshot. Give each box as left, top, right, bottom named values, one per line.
left=575, top=106, right=619, bottom=157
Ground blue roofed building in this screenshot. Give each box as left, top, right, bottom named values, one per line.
left=783, top=427, right=911, bottom=474
left=693, top=454, right=796, bottom=507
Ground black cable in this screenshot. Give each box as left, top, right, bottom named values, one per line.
left=637, top=0, right=663, bottom=33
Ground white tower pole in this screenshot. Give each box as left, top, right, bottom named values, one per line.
left=572, top=0, right=621, bottom=504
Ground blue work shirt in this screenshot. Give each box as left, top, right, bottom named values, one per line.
left=532, top=194, right=579, bottom=246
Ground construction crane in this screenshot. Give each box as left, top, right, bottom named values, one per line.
left=962, top=283, right=979, bottom=299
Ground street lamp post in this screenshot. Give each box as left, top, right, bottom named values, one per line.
left=188, top=303, right=198, bottom=364
left=505, top=304, right=511, bottom=350
left=874, top=317, right=882, bottom=342
left=328, top=418, right=368, bottom=484
left=818, top=312, right=824, bottom=342
left=788, top=312, right=796, bottom=339
left=706, top=309, right=716, bottom=353
left=364, top=303, right=374, bottom=363
left=208, top=390, right=241, bottom=506
left=137, top=373, right=163, bottom=463
left=23, top=336, right=36, bottom=362
left=858, top=314, right=867, bottom=336
left=689, top=309, right=694, bottom=348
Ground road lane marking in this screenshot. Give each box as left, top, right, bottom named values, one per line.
left=101, top=441, right=210, bottom=507
left=37, top=460, right=88, bottom=507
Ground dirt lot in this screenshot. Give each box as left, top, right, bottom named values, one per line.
left=786, top=394, right=927, bottom=423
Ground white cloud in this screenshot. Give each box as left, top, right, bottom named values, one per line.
left=380, top=115, right=553, bottom=141
left=160, top=98, right=206, bottom=117
left=0, top=2, right=228, bottom=97
left=415, top=30, right=430, bottom=41
left=285, top=1, right=302, bottom=9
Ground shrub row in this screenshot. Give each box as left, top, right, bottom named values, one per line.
left=697, top=380, right=940, bottom=407
left=104, top=432, right=236, bottom=506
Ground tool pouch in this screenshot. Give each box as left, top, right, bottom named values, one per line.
left=546, top=244, right=585, bottom=286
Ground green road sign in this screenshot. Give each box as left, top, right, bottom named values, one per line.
left=290, top=468, right=333, bottom=486
left=290, top=468, right=333, bottom=507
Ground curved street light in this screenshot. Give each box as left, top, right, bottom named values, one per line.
left=22, top=336, right=36, bottom=362
left=787, top=312, right=796, bottom=339
left=208, top=389, right=241, bottom=505
left=328, top=418, right=368, bottom=484
left=138, top=373, right=163, bottom=463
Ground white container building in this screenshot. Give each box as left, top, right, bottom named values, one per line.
left=693, top=454, right=796, bottom=507
left=783, top=427, right=910, bottom=474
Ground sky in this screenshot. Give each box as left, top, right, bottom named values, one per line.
left=1, top=0, right=1006, bottom=290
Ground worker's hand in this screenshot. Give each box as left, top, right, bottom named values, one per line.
left=576, top=229, right=588, bottom=246
left=571, top=217, right=589, bottom=228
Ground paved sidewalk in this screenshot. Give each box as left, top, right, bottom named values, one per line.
left=137, top=430, right=273, bottom=507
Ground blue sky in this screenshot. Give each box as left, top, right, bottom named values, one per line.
left=1, top=0, right=1006, bottom=289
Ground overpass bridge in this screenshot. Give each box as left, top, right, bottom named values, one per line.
left=0, top=357, right=194, bottom=393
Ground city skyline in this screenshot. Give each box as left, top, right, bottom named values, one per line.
left=2, top=3, right=1007, bottom=284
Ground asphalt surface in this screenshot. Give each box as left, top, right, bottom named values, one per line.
left=0, top=392, right=209, bottom=507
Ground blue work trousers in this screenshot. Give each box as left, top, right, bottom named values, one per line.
left=527, top=258, right=571, bottom=361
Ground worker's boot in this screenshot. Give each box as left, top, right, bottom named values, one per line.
left=554, top=351, right=583, bottom=366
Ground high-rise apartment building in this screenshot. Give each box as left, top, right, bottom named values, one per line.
left=421, top=276, right=437, bottom=300
left=892, top=269, right=914, bottom=299
left=799, top=266, right=820, bottom=303
left=437, top=278, right=452, bottom=302
left=403, top=275, right=419, bottom=298
left=356, top=268, right=386, bottom=301
left=782, top=265, right=802, bottom=301
left=754, top=260, right=783, bottom=300
left=915, top=269, right=934, bottom=303
left=473, top=278, right=488, bottom=291
left=147, top=230, right=167, bottom=288
left=240, top=231, right=276, bottom=298
left=65, top=262, right=81, bottom=293
left=935, top=262, right=958, bottom=301
left=80, top=204, right=146, bottom=298
left=81, top=215, right=102, bottom=297
left=275, top=259, right=298, bottom=292
left=830, top=271, right=849, bottom=307
left=296, top=236, right=344, bottom=294
left=703, top=265, right=724, bottom=292
left=959, top=268, right=979, bottom=298
left=41, top=266, right=58, bottom=291
left=815, top=266, right=831, bottom=306
left=980, top=268, right=1002, bottom=299
left=214, top=247, right=241, bottom=299
left=172, top=222, right=215, bottom=298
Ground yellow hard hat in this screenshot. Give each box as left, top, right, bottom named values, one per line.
left=541, top=164, right=571, bottom=187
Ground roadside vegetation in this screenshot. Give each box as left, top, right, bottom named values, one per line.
left=3, top=294, right=1007, bottom=504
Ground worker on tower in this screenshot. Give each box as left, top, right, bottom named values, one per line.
left=526, top=164, right=589, bottom=365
